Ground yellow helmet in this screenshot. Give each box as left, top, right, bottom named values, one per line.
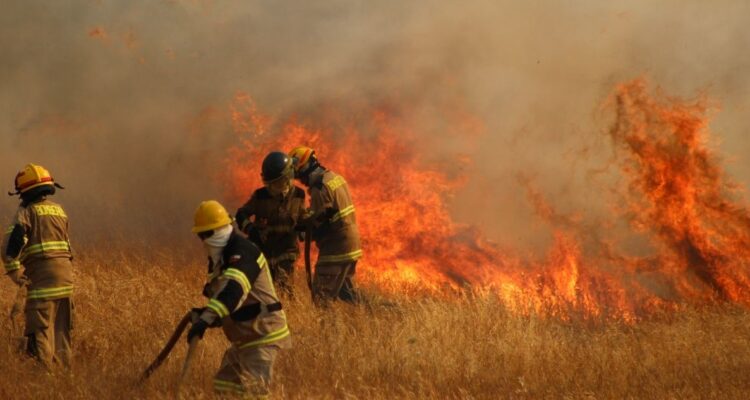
left=192, top=200, right=233, bottom=233
left=13, top=164, right=55, bottom=194
left=289, top=146, right=316, bottom=172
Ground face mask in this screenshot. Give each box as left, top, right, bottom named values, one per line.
left=202, top=225, right=233, bottom=265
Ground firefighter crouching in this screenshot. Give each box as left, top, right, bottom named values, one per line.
left=236, top=151, right=306, bottom=295
left=188, top=200, right=291, bottom=397
left=3, top=164, right=74, bottom=368
left=289, top=146, right=362, bottom=302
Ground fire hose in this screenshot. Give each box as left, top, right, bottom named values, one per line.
left=304, top=224, right=314, bottom=301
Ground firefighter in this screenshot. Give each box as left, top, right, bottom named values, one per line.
left=288, top=146, right=362, bottom=302
left=235, top=151, right=306, bottom=295
left=2, top=164, right=73, bottom=368
left=188, top=200, right=291, bottom=397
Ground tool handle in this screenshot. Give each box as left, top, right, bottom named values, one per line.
left=179, top=336, right=200, bottom=383
left=140, top=311, right=192, bottom=381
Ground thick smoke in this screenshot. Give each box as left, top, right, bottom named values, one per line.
left=1, top=0, right=749, bottom=249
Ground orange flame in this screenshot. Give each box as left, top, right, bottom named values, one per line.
left=223, top=79, right=750, bottom=321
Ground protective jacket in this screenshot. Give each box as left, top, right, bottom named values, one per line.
left=235, top=187, right=306, bottom=267
left=199, top=231, right=291, bottom=349
left=309, top=170, right=362, bottom=265
left=3, top=198, right=73, bottom=300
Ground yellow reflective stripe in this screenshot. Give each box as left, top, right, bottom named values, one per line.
left=4, top=260, right=21, bottom=272
left=27, top=286, right=73, bottom=300
left=256, top=253, right=268, bottom=269
left=324, top=175, right=347, bottom=191
left=213, top=379, right=245, bottom=393
left=22, top=241, right=71, bottom=256
left=207, top=298, right=230, bottom=318
left=330, top=205, right=355, bottom=222
left=318, top=249, right=363, bottom=264
left=33, top=204, right=67, bottom=218
left=239, top=325, right=290, bottom=350
left=4, top=225, right=14, bottom=234
left=223, top=268, right=251, bottom=294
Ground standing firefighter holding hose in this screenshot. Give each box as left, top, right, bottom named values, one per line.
left=289, top=146, right=363, bottom=303
left=3, top=164, right=73, bottom=368
left=235, top=151, right=306, bottom=295
left=188, top=200, right=291, bottom=397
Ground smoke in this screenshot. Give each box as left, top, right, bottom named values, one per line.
left=1, top=0, right=749, bottom=249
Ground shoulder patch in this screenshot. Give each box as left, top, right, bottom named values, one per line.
left=229, top=254, right=242, bottom=263
left=324, top=175, right=347, bottom=192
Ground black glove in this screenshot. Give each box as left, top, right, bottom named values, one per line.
left=246, top=226, right=264, bottom=247
left=324, top=207, right=339, bottom=220
left=190, top=307, right=205, bottom=323
left=187, top=320, right=208, bottom=343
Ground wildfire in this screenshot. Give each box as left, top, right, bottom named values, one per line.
left=223, top=79, right=750, bottom=321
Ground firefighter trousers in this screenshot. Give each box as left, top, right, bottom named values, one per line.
left=313, top=262, right=357, bottom=303
left=213, top=344, right=280, bottom=398
left=24, top=297, right=72, bottom=368
left=270, top=260, right=295, bottom=295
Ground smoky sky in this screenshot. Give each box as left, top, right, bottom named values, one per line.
left=1, top=0, right=749, bottom=249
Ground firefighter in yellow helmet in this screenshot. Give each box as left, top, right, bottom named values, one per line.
left=289, top=146, right=362, bottom=302
left=235, top=152, right=306, bottom=295
left=188, top=200, right=291, bottom=397
left=2, top=164, right=73, bottom=368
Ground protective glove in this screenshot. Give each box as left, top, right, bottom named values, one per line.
left=190, top=307, right=205, bottom=324
left=187, top=320, right=208, bottom=343
left=324, top=207, right=339, bottom=220
left=245, top=226, right=265, bottom=248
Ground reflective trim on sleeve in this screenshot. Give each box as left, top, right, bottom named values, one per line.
left=27, top=285, right=73, bottom=300
left=207, top=298, right=230, bottom=319
left=213, top=379, right=245, bottom=393
left=238, top=325, right=290, bottom=350
left=317, top=249, right=363, bottom=264
left=256, top=253, right=268, bottom=269
left=330, top=205, right=355, bottom=222
left=223, top=268, right=251, bottom=294
left=4, top=260, right=21, bottom=272
left=4, top=225, right=14, bottom=234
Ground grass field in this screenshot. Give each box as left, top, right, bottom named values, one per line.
left=1, top=246, right=749, bottom=399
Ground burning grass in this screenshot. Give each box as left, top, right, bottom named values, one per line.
left=0, top=247, right=748, bottom=399
left=224, top=79, right=750, bottom=323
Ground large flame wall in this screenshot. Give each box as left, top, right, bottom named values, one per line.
left=225, top=80, right=750, bottom=321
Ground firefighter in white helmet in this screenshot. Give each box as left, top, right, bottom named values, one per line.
left=289, top=146, right=362, bottom=302
left=3, top=164, right=73, bottom=368
left=188, top=200, right=291, bottom=396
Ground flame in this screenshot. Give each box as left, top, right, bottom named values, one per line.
left=223, top=79, right=750, bottom=321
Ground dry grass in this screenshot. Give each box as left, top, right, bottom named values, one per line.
left=1, top=246, right=749, bottom=399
